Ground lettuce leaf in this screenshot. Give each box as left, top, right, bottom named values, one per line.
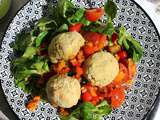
left=118, top=26, right=143, bottom=62
left=12, top=56, right=49, bottom=93
left=61, top=101, right=112, bottom=120
left=104, top=0, right=118, bottom=20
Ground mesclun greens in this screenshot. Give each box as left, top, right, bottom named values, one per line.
left=61, top=101, right=112, bottom=120
left=10, top=0, right=144, bottom=119
left=10, top=0, right=88, bottom=93
left=12, top=56, right=49, bottom=93
left=118, top=26, right=143, bottom=62
left=104, top=0, right=118, bottom=20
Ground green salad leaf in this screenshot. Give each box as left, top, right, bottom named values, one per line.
left=81, top=101, right=112, bottom=120
left=10, top=32, right=35, bottom=56
left=101, top=18, right=115, bottom=35
left=67, top=8, right=91, bottom=25
left=35, top=31, right=48, bottom=47
left=22, top=46, right=37, bottom=58
left=68, top=8, right=85, bottom=24
left=82, top=18, right=114, bottom=36
left=57, top=24, right=68, bottom=32
left=61, top=101, right=112, bottom=120
left=36, top=18, right=58, bottom=31
left=61, top=107, right=80, bottom=120
left=118, top=26, right=143, bottom=62
left=12, top=56, right=49, bottom=92
left=104, top=0, right=118, bottom=20
left=57, top=0, right=75, bottom=18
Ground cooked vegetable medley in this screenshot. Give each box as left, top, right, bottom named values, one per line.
left=10, top=0, right=143, bottom=120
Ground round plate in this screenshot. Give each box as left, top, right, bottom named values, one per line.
left=0, top=0, right=160, bottom=120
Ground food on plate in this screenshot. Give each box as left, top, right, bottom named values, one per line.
left=48, top=32, right=85, bottom=63
left=83, top=51, right=119, bottom=87
left=46, top=75, right=81, bottom=108
left=10, top=0, right=144, bottom=119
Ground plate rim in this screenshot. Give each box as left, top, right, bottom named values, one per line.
left=0, top=0, right=160, bottom=119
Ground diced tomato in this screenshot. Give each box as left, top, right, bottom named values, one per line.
left=69, top=23, right=83, bottom=32
left=97, top=92, right=105, bottom=100
left=84, top=82, right=93, bottom=89
left=60, top=67, right=70, bottom=74
left=85, top=8, right=104, bottom=22
left=112, top=32, right=118, bottom=44
left=110, top=87, right=125, bottom=109
left=74, top=66, right=84, bottom=80
left=83, top=32, right=106, bottom=45
left=70, top=58, right=80, bottom=67
left=83, top=43, right=95, bottom=57
left=74, top=74, right=81, bottom=80
left=117, top=50, right=128, bottom=60
left=91, top=96, right=99, bottom=105
left=92, top=96, right=99, bottom=101
left=89, top=87, right=97, bottom=97
left=119, top=63, right=129, bottom=83
left=76, top=66, right=84, bottom=76
left=82, top=32, right=106, bottom=57
left=81, top=91, right=92, bottom=102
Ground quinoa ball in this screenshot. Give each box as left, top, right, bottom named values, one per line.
left=46, top=75, right=81, bottom=108
left=48, top=32, right=85, bottom=63
left=83, top=51, right=119, bottom=87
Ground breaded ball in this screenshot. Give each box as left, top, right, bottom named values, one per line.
left=48, top=32, right=85, bottom=63
left=83, top=51, right=119, bottom=87
left=46, top=75, right=81, bottom=108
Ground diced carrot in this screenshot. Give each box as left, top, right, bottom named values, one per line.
left=33, top=96, right=41, bottom=101
left=53, top=60, right=66, bottom=73
left=122, top=79, right=133, bottom=90
left=113, top=71, right=125, bottom=83
left=59, top=108, right=69, bottom=116
left=53, top=60, right=71, bottom=74
left=119, top=63, right=129, bottom=83
left=128, top=58, right=136, bottom=79
left=26, top=96, right=41, bottom=111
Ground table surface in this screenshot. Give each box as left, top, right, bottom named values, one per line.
left=0, top=0, right=160, bottom=120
